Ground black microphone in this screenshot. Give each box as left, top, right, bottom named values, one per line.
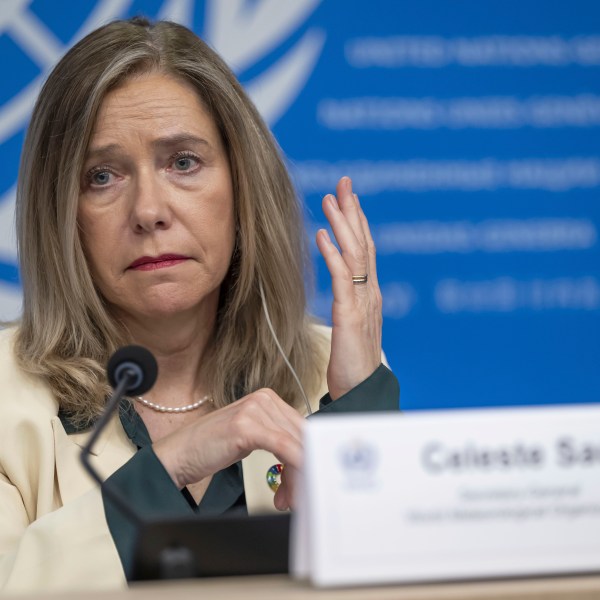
left=80, top=345, right=158, bottom=525
left=107, top=345, right=158, bottom=397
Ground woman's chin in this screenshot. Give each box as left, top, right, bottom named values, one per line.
left=111, top=295, right=219, bottom=327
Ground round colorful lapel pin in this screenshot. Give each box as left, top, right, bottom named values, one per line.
left=266, top=463, right=283, bottom=492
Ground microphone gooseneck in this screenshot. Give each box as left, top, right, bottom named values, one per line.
left=80, top=345, right=158, bottom=526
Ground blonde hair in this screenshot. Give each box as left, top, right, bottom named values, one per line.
left=15, top=17, right=326, bottom=426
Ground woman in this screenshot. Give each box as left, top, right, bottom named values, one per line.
left=0, top=17, right=398, bottom=592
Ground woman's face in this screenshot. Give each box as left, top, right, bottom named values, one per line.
left=78, top=72, right=235, bottom=324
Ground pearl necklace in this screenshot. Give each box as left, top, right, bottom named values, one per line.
left=133, top=394, right=213, bottom=414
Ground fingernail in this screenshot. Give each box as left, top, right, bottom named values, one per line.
left=327, top=194, right=338, bottom=211
left=353, top=193, right=360, bottom=206
left=319, top=228, right=331, bottom=243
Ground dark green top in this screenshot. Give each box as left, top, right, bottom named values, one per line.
left=61, top=363, right=399, bottom=579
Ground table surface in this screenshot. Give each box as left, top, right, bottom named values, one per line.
left=9, top=573, right=600, bottom=600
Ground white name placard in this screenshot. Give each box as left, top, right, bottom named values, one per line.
left=291, top=405, right=600, bottom=587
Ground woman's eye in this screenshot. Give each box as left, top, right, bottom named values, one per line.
left=85, top=167, right=114, bottom=188
left=171, top=153, right=200, bottom=172
left=91, top=171, right=111, bottom=185
left=174, top=157, right=192, bottom=170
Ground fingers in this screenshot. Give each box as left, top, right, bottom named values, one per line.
left=355, top=193, right=379, bottom=288
left=316, top=228, right=355, bottom=310
left=153, top=386, right=307, bottom=492
left=231, top=389, right=304, bottom=469
left=274, top=464, right=297, bottom=511
left=239, top=388, right=304, bottom=443
left=335, top=177, right=368, bottom=260
left=317, top=177, right=383, bottom=400
left=317, top=177, right=374, bottom=302
left=236, top=393, right=301, bottom=511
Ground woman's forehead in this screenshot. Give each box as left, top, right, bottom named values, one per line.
left=88, top=73, right=219, bottom=149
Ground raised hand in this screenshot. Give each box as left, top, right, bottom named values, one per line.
left=316, top=176, right=383, bottom=400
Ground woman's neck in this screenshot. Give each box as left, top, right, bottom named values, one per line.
left=116, top=305, right=218, bottom=405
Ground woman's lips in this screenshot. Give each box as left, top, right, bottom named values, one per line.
left=128, top=254, right=189, bottom=271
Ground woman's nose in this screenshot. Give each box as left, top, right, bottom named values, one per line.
left=129, top=173, right=172, bottom=233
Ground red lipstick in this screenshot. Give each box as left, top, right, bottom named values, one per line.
left=128, top=254, right=189, bottom=271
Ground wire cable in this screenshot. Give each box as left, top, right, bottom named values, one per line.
left=258, top=279, right=312, bottom=416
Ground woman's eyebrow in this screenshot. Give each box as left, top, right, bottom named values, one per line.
left=151, top=133, right=212, bottom=150
left=84, top=143, right=122, bottom=162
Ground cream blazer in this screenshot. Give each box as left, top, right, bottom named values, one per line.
left=0, top=326, right=330, bottom=594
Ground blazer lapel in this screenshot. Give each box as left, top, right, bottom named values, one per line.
left=51, top=414, right=135, bottom=505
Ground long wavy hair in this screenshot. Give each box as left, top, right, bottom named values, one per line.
left=14, top=17, right=326, bottom=426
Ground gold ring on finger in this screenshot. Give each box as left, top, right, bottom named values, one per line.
left=352, top=274, right=368, bottom=285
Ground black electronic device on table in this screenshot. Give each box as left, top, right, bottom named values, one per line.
left=131, top=512, right=290, bottom=580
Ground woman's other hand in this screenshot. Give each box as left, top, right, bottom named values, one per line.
left=152, top=389, right=302, bottom=510
left=316, top=176, right=383, bottom=400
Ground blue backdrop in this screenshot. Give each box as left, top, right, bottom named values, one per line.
left=1, top=0, right=598, bottom=411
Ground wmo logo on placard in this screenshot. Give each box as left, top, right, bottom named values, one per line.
left=0, top=0, right=324, bottom=320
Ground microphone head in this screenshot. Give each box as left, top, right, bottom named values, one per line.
left=107, top=345, right=158, bottom=396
